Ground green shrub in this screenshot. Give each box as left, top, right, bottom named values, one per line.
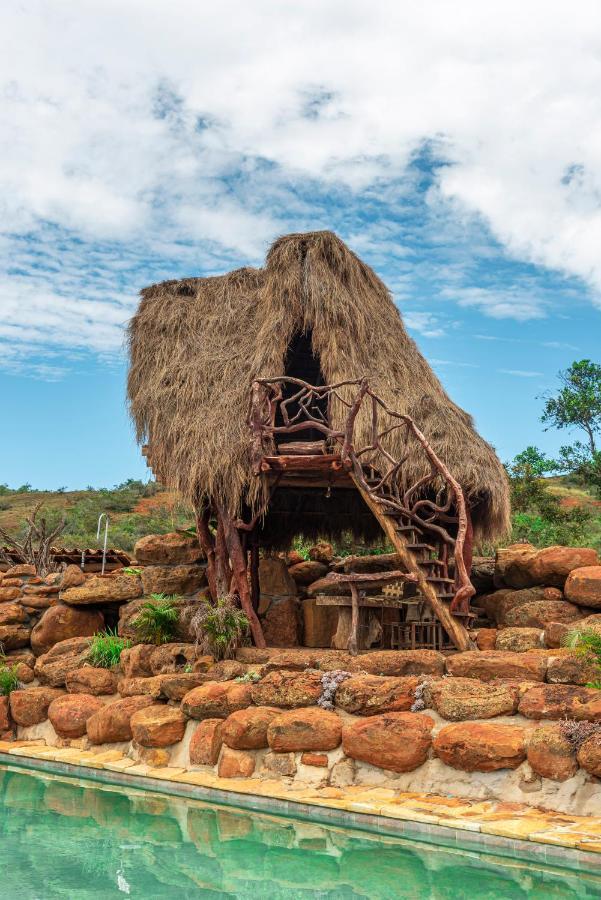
left=190, top=595, right=249, bottom=661
left=133, top=594, right=180, bottom=645
left=0, top=665, right=20, bottom=696
left=563, top=627, right=601, bottom=688
left=87, top=629, right=131, bottom=669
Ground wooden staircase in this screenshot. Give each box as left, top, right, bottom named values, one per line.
left=352, top=476, right=473, bottom=651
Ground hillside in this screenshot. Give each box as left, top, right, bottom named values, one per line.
left=0, top=481, right=193, bottom=553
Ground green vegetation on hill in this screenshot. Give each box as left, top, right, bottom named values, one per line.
left=0, top=480, right=193, bottom=553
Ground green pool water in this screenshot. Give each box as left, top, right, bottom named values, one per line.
left=0, top=765, right=599, bottom=899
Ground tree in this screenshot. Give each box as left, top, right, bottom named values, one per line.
left=541, top=360, right=601, bottom=455
left=0, top=502, right=66, bottom=576
left=505, top=446, right=557, bottom=513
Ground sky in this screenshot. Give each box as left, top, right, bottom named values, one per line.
left=1, top=0, right=601, bottom=490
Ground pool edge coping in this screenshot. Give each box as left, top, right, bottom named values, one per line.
left=1, top=750, right=600, bottom=878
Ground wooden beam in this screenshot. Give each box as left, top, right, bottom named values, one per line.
left=348, top=583, right=360, bottom=656
left=194, top=506, right=217, bottom=602
left=260, top=455, right=350, bottom=473
left=351, top=475, right=471, bottom=652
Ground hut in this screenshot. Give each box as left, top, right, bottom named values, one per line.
left=127, top=231, right=509, bottom=652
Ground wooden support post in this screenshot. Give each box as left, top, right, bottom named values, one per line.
left=194, top=507, right=217, bottom=602
left=348, top=583, right=360, bottom=656
left=215, top=501, right=266, bottom=648
left=249, top=533, right=261, bottom=614
left=215, top=517, right=231, bottom=598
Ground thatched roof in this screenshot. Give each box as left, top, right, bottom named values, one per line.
left=128, top=230, right=510, bottom=542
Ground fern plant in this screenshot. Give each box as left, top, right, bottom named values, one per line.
left=190, top=595, right=249, bottom=661
left=132, top=594, right=180, bottom=645
left=563, top=627, right=601, bottom=688
left=0, top=665, right=20, bottom=696
left=87, top=629, right=131, bottom=669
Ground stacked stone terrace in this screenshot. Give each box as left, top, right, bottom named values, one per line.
left=0, top=535, right=600, bottom=816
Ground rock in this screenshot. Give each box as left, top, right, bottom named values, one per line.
left=204, top=660, right=246, bottom=681
left=262, top=751, right=297, bottom=777
left=518, top=684, right=601, bottom=720
left=222, top=706, right=281, bottom=750
left=495, top=628, right=544, bottom=652
left=342, top=712, right=434, bottom=773
left=61, top=574, right=142, bottom=605
left=261, top=597, right=300, bottom=647
left=302, top=599, right=339, bottom=648
left=5, top=650, right=35, bottom=669
left=0, top=696, right=11, bottom=733
left=301, top=752, right=329, bottom=767
left=140, top=564, right=206, bottom=596
left=86, top=695, right=155, bottom=743
left=181, top=681, right=252, bottom=720
left=130, top=704, right=187, bottom=747
left=504, top=601, right=582, bottom=629
left=261, top=649, right=320, bottom=672
left=496, top=545, right=599, bottom=590
left=251, top=671, right=322, bottom=708
left=48, top=693, right=104, bottom=738
left=577, top=733, right=601, bottom=777
left=267, top=707, right=342, bottom=752
left=60, top=565, right=86, bottom=589
left=433, top=722, right=527, bottom=771
left=286, top=550, right=304, bottom=567
left=0, top=603, right=29, bottom=626
left=309, top=541, right=334, bottom=564
left=160, top=673, right=208, bottom=702
left=544, top=622, right=570, bottom=648
left=30, top=604, right=104, bottom=656
left=0, top=588, right=21, bottom=602
left=118, top=595, right=208, bottom=644
left=470, top=557, right=495, bottom=594
left=494, top=586, right=563, bottom=626
left=445, top=650, right=547, bottom=682
left=546, top=652, right=600, bottom=686
left=0, top=624, right=31, bottom=650
left=65, top=666, right=118, bottom=696
left=10, top=687, right=64, bottom=726
left=13, top=663, right=34, bottom=683
left=34, top=637, right=91, bottom=687
left=425, top=677, right=519, bottom=721
left=117, top=676, right=167, bottom=699
left=149, top=643, right=198, bottom=674
left=189, top=719, right=223, bottom=765
left=494, top=544, right=536, bottom=588
left=335, top=674, right=418, bottom=716
left=288, top=561, right=328, bottom=586
left=357, top=650, right=445, bottom=677
left=5, top=564, right=36, bottom=577
left=259, top=557, right=298, bottom=599
left=564, top=566, right=601, bottom=609
left=217, top=747, right=255, bottom=778
left=134, top=532, right=203, bottom=566
left=474, top=629, right=498, bottom=650
left=20, top=595, right=56, bottom=612
left=527, top=724, right=578, bottom=781
left=119, top=644, right=156, bottom=678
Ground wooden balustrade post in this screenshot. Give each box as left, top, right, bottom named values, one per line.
left=194, top=506, right=217, bottom=602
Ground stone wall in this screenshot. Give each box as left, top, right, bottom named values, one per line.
left=4, top=644, right=600, bottom=817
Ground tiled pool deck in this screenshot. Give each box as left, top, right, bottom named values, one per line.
left=2, top=740, right=600, bottom=873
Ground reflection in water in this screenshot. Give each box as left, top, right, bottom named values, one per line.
left=0, top=765, right=598, bottom=899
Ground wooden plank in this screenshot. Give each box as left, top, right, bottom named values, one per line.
left=275, top=440, right=327, bottom=455
left=315, top=594, right=408, bottom=609
left=351, top=475, right=471, bottom=652
left=260, top=455, right=350, bottom=473
left=349, top=583, right=360, bottom=655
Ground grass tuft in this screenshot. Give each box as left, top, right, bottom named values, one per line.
left=87, top=629, right=131, bottom=669
left=132, top=594, right=180, bottom=645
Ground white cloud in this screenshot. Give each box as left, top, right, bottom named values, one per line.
left=498, top=369, right=545, bottom=377
left=1, top=0, right=601, bottom=375
left=403, top=311, right=446, bottom=338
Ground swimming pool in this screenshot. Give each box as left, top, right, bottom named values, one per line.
left=0, top=764, right=598, bottom=898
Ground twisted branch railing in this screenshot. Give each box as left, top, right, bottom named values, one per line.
left=249, top=376, right=475, bottom=618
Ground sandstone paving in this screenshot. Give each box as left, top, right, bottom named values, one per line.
left=2, top=738, right=601, bottom=856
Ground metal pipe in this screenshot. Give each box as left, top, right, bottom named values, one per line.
left=96, top=513, right=110, bottom=576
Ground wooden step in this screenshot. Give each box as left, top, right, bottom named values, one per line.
left=407, top=543, right=436, bottom=553
left=417, top=559, right=446, bottom=569
left=426, top=576, right=455, bottom=585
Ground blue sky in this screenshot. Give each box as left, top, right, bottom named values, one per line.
left=1, top=2, right=601, bottom=490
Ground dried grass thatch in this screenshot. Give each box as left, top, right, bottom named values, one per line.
left=128, top=231, right=510, bottom=543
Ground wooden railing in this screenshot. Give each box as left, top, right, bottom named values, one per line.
left=249, top=376, right=475, bottom=617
